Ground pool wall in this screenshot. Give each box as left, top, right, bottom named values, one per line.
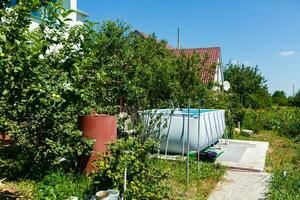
left=140, top=108, right=226, bottom=155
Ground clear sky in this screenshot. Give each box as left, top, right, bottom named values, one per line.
left=78, top=0, right=300, bottom=96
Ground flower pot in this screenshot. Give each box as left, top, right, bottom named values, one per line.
left=95, top=191, right=109, bottom=200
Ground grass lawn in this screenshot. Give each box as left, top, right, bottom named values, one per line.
left=6, top=131, right=298, bottom=199
left=233, top=131, right=300, bottom=200
left=150, top=159, right=226, bottom=200
left=1, top=158, right=225, bottom=200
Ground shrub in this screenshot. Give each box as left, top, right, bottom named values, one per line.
left=92, top=137, right=169, bottom=199
left=242, top=107, right=300, bottom=139
left=36, top=172, right=92, bottom=200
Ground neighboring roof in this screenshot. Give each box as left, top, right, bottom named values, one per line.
left=135, top=30, right=221, bottom=84
left=173, top=47, right=221, bottom=83
left=173, top=47, right=220, bottom=66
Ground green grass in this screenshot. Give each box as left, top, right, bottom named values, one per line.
left=233, top=131, right=300, bottom=199
left=150, top=158, right=226, bottom=200
left=0, top=172, right=92, bottom=200
left=0, top=180, right=37, bottom=200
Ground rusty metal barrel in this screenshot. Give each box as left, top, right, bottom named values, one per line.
left=79, top=114, right=117, bottom=173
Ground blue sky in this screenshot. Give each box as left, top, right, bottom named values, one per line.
left=78, top=0, right=300, bottom=96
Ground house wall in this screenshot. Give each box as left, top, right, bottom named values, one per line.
left=213, top=58, right=223, bottom=85
left=28, top=0, right=85, bottom=31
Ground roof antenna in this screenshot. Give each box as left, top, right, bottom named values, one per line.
left=177, top=27, right=180, bottom=50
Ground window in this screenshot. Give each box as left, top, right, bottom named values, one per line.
left=8, top=0, right=17, bottom=7
left=31, top=0, right=58, bottom=20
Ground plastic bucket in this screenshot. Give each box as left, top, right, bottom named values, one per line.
left=107, top=190, right=119, bottom=200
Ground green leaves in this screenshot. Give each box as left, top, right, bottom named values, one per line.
left=0, top=1, right=209, bottom=180
left=0, top=34, right=7, bottom=42
left=93, top=137, right=169, bottom=199
left=224, top=63, right=271, bottom=109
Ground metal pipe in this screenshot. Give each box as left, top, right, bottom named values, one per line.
left=203, top=113, right=210, bottom=145
left=164, top=109, right=173, bottom=155
left=213, top=112, right=221, bottom=149
left=216, top=112, right=223, bottom=144
left=123, top=166, right=127, bottom=199
left=220, top=112, right=228, bottom=144
left=186, top=99, right=190, bottom=186
left=208, top=113, right=214, bottom=146
left=181, top=114, right=185, bottom=156
left=197, top=100, right=201, bottom=172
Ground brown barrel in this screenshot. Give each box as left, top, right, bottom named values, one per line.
left=79, top=114, right=117, bottom=173
left=0, top=133, right=11, bottom=146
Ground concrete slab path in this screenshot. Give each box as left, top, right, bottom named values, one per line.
left=216, top=139, right=269, bottom=171
left=209, top=139, right=270, bottom=200
left=208, top=170, right=271, bottom=200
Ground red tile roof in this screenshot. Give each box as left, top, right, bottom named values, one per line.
left=134, top=30, right=221, bottom=84
left=173, top=47, right=221, bottom=84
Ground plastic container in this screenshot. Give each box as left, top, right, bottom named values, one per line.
left=107, top=190, right=119, bottom=200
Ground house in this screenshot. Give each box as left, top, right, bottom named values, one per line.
left=8, top=0, right=88, bottom=30
left=135, top=30, right=224, bottom=87
left=173, top=47, right=223, bottom=86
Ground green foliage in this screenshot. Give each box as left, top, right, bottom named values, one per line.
left=272, top=90, right=288, bottom=106
left=242, top=107, right=300, bottom=139
left=0, top=146, right=32, bottom=180
left=1, top=1, right=211, bottom=178
left=289, top=89, right=300, bottom=107
left=151, top=159, right=226, bottom=199
left=0, top=2, right=97, bottom=177
left=268, top=168, right=300, bottom=200
left=92, top=137, right=169, bottom=199
left=36, top=172, right=92, bottom=200
left=224, top=63, right=272, bottom=109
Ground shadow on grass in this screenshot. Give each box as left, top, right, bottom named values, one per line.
left=0, top=146, right=32, bottom=180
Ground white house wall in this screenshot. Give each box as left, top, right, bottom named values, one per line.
left=28, top=0, right=85, bottom=31
left=214, top=58, right=223, bottom=84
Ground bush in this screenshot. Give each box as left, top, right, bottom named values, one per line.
left=92, top=137, right=169, bottom=199
left=242, top=107, right=300, bottom=139
left=36, top=172, right=92, bottom=200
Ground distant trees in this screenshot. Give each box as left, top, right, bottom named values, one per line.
left=289, top=89, right=300, bottom=107
left=224, top=64, right=271, bottom=109
left=272, top=90, right=288, bottom=106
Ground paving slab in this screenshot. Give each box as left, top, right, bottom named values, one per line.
left=208, top=170, right=271, bottom=200
left=216, top=139, right=269, bottom=171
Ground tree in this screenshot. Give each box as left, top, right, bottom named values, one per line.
left=224, top=63, right=271, bottom=109
left=289, top=89, right=300, bottom=107
left=1, top=1, right=208, bottom=178
left=272, top=90, right=288, bottom=106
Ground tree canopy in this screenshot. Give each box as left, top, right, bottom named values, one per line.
left=272, top=90, right=288, bottom=106
left=224, top=63, right=271, bottom=109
